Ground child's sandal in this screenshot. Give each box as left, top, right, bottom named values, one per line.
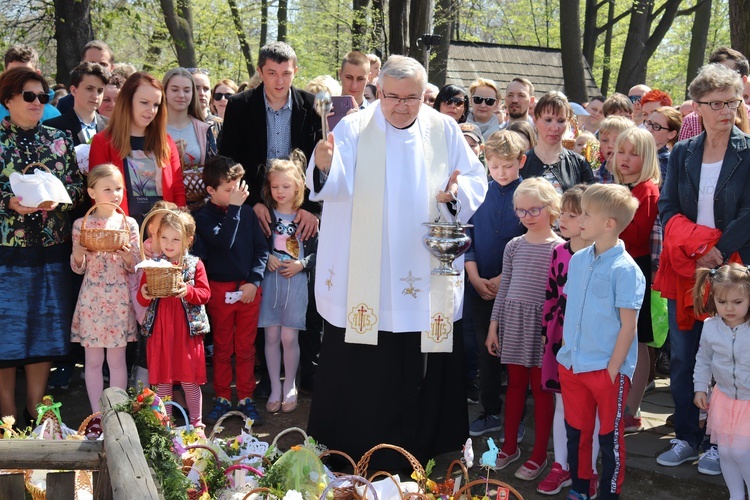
left=514, top=458, right=548, bottom=481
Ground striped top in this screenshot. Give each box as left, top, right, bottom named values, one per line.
left=491, top=235, right=563, bottom=367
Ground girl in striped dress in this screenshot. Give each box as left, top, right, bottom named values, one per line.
left=486, top=177, right=563, bottom=480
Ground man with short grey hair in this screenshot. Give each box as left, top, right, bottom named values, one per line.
left=307, top=54, right=487, bottom=470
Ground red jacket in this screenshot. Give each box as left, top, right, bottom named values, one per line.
left=620, top=180, right=659, bottom=259
left=89, top=131, right=186, bottom=215
left=654, top=214, right=740, bottom=329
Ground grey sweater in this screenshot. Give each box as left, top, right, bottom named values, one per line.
left=694, top=316, right=750, bottom=400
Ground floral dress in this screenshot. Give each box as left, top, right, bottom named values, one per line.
left=70, top=214, right=140, bottom=348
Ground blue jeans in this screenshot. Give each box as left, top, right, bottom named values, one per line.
left=667, top=299, right=705, bottom=449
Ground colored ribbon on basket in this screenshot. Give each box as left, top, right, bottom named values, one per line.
left=35, top=398, right=62, bottom=425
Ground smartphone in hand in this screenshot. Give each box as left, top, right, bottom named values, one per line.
left=328, top=95, right=356, bottom=131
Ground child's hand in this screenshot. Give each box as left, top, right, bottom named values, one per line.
left=116, top=243, right=134, bottom=266
left=239, top=283, right=258, bottom=303
left=140, top=284, right=152, bottom=301
left=229, top=180, right=250, bottom=206
left=175, top=282, right=188, bottom=298
left=694, top=391, right=709, bottom=410
left=485, top=320, right=500, bottom=356
left=72, top=239, right=89, bottom=266
left=607, top=366, right=619, bottom=384
left=143, top=238, right=156, bottom=259
left=279, top=260, right=303, bottom=278
left=267, top=255, right=282, bottom=272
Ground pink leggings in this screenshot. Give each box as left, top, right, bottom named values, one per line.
left=502, top=365, right=554, bottom=466
left=156, top=383, right=203, bottom=427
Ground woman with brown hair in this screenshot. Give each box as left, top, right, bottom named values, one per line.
left=0, top=67, right=84, bottom=424
left=210, top=78, right=238, bottom=120
left=89, top=72, right=185, bottom=220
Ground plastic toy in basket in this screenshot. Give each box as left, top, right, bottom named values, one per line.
left=79, top=202, right=132, bottom=252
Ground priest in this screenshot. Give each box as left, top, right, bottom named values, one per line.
left=306, top=55, right=488, bottom=470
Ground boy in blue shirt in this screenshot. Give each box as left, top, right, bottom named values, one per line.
left=465, top=130, right=526, bottom=436
left=556, top=184, right=645, bottom=500
left=194, top=156, right=269, bottom=425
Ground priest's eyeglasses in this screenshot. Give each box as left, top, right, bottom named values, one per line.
left=380, top=89, right=422, bottom=106
left=514, top=205, right=549, bottom=218
left=695, top=99, right=742, bottom=111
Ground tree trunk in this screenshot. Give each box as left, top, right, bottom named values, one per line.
left=227, top=0, right=255, bottom=79
left=371, top=0, right=387, bottom=56
left=159, top=0, right=197, bottom=68
left=601, top=0, right=615, bottom=95
left=53, top=0, right=94, bottom=87
left=729, top=0, right=750, bottom=59
left=685, top=0, right=711, bottom=98
left=615, top=0, right=683, bottom=94
left=278, top=0, right=288, bottom=42
left=388, top=0, right=408, bottom=56
left=353, top=0, right=371, bottom=51
left=408, top=0, right=434, bottom=61
left=560, top=0, right=588, bottom=102
left=142, top=30, right=168, bottom=73
left=260, top=0, right=268, bottom=53
left=430, top=0, right=457, bottom=86
left=582, top=0, right=599, bottom=69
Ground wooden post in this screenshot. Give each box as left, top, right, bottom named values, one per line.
left=0, top=472, right=25, bottom=499
left=0, top=440, right=103, bottom=470
left=46, top=471, right=75, bottom=500
left=99, top=387, right=161, bottom=499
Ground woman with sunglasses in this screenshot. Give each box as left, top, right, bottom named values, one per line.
left=433, top=84, right=469, bottom=123
left=0, top=67, right=84, bottom=425
left=523, top=91, right=594, bottom=193
left=89, top=72, right=186, bottom=219
left=210, top=79, right=238, bottom=121
left=162, top=68, right=217, bottom=171
left=467, top=78, right=502, bottom=140
left=644, top=106, right=682, bottom=184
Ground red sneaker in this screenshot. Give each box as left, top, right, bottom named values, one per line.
left=623, top=413, right=642, bottom=432
left=589, top=472, right=599, bottom=499
left=537, top=462, right=572, bottom=495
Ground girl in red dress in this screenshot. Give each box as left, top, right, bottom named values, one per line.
left=137, top=211, right=210, bottom=428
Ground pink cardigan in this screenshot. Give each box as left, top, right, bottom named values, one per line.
left=89, top=131, right=186, bottom=215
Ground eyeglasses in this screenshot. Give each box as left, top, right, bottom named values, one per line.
left=472, top=96, right=497, bottom=106
left=17, top=91, right=50, bottom=104
left=695, top=99, right=742, bottom=111
left=628, top=95, right=642, bottom=103
left=186, top=68, right=210, bottom=76
left=380, top=89, right=422, bottom=106
left=644, top=120, right=669, bottom=131
left=213, top=92, right=233, bottom=101
left=443, top=96, right=465, bottom=107
left=514, top=205, right=548, bottom=218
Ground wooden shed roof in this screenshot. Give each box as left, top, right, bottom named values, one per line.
left=445, top=41, right=600, bottom=100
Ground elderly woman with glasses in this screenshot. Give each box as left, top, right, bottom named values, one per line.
left=654, top=64, right=750, bottom=479
left=433, top=84, right=469, bottom=123
left=0, top=67, right=84, bottom=425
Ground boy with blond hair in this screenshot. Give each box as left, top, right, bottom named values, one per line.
left=596, top=116, right=635, bottom=184
left=557, top=184, right=646, bottom=500
left=466, top=130, right=527, bottom=436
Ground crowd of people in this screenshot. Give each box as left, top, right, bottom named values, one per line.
left=1, top=36, right=750, bottom=499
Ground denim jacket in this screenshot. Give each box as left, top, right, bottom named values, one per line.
left=141, top=253, right=210, bottom=338
left=659, top=126, right=750, bottom=263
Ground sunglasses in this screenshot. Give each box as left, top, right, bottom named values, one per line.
left=443, top=96, right=465, bottom=107
left=18, top=91, right=50, bottom=104
left=213, top=92, right=233, bottom=101
left=186, top=68, right=210, bottom=76
left=628, top=95, right=642, bottom=103
left=472, top=96, right=497, bottom=106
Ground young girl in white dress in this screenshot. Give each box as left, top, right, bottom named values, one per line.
left=71, top=163, right=140, bottom=413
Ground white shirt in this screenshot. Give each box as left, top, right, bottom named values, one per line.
left=697, top=160, right=723, bottom=228
left=308, top=102, right=488, bottom=332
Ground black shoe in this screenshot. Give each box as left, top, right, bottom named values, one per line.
left=656, top=351, right=670, bottom=378
left=48, top=364, right=73, bottom=390
left=254, top=377, right=271, bottom=400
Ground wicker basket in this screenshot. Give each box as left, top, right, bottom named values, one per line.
left=79, top=203, right=130, bottom=252
left=562, top=138, right=576, bottom=151
left=139, top=208, right=184, bottom=298
left=183, top=166, right=206, bottom=203
left=354, top=443, right=427, bottom=499
left=22, top=162, right=56, bottom=209
left=453, top=478, right=524, bottom=499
